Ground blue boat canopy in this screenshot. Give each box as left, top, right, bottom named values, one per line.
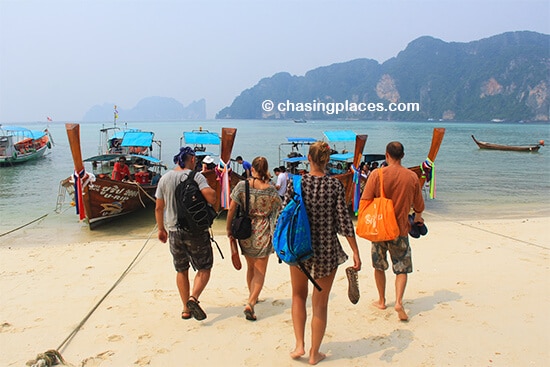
left=108, top=129, right=141, bottom=141
left=2, top=126, right=46, bottom=139
left=330, top=152, right=355, bottom=161
left=183, top=131, right=220, bottom=145
left=84, top=153, right=162, bottom=164
left=121, top=131, right=154, bottom=147
left=324, top=130, right=356, bottom=142
left=283, top=156, right=309, bottom=163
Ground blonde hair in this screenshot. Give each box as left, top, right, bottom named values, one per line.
left=309, top=141, right=331, bottom=168
left=251, top=156, right=270, bottom=181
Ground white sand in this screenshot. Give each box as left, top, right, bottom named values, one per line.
left=1, top=215, right=549, bottom=366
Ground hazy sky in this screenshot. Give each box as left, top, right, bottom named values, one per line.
left=0, top=0, right=548, bottom=123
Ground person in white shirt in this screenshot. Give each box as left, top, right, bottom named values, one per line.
left=274, top=165, right=288, bottom=199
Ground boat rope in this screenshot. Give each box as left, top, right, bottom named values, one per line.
left=0, top=213, right=49, bottom=238
left=27, top=225, right=158, bottom=366
left=128, top=181, right=156, bottom=207
left=424, top=210, right=548, bottom=250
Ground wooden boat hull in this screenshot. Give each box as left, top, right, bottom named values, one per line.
left=66, top=123, right=160, bottom=229
left=471, top=135, right=541, bottom=152
left=202, top=170, right=243, bottom=211
left=84, top=177, right=157, bottom=229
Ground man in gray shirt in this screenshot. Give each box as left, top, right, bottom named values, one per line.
left=155, top=146, right=216, bottom=321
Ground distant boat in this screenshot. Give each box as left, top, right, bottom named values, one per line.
left=0, top=125, right=53, bottom=166
left=471, top=135, right=544, bottom=152
left=294, top=118, right=307, bottom=123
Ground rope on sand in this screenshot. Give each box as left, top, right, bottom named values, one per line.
left=0, top=213, right=49, bottom=238
left=424, top=211, right=548, bottom=250
left=27, top=225, right=158, bottom=366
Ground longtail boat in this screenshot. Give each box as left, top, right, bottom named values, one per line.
left=409, top=127, right=446, bottom=198
left=471, top=135, right=543, bottom=152
left=0, top=125, right=53, bottom=166
left=181, top=128, right=221, bottom=157
left=199, top=127, right=243, bottom=212
left=277, top=131, right=368, bottom=207
left=327, top=131, right=368, bottom=207
left=65, top=123, right=165, bottom=229
left=278, top=137, right=317, bottom=174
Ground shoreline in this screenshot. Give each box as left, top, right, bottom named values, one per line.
left=1, top=215, right=549, bottom=366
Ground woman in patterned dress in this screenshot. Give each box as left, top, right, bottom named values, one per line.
left=286, top=141, right=362, bottom=365
left=226, top=156, right=282, bottom=321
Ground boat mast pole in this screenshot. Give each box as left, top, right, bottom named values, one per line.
left=114, top=105, right=118, bottom=128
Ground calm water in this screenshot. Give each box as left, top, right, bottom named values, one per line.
left=1, top=120, right=549, bottom=243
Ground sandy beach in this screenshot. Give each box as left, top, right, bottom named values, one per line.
left=1, top=213, right=549, bottom=366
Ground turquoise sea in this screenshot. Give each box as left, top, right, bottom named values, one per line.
left=1, top=120, right=549, bottom=244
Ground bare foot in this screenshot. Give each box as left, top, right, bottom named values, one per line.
left=372, top=300, right=387, bottom=310
left=290, top=347, right=305, bottom=360
left=309, top=352, right=326, bottom=365
left=395, top=304, right=408, bottom=321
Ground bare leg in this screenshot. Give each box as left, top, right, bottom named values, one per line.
left=176, top=271, right=190, bottom=313
left=372, top=269, right=387, bottom=309
left=309, top=269, right=336, bottom=365
left=289, top=266, right=308, bottom=359
left=244, top=256, right=269, bottom=320
left=190, top=269, right=211, bottom=301
left=395, top=273, right=408, bottom=321
left=245, top=256, right=254, bottom=296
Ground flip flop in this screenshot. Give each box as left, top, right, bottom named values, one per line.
left=408, top=214, right=420, bottom=238
left=418, top=222, right=428, bottom=236
left=345, top=267, right=360, bottom=304
left=230, top=238, right=242, bottom=270
left=186, top=296, right=207, bottom=321
left=231, top=252, right=242, bottom=270
left=181, top=311, right=192, bottom=320
left=244, top=303, right=257, bottom=321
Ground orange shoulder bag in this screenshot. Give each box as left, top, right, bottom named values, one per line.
left=356, top=168, right=400, bottom=242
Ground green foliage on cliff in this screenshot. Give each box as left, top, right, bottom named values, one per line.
left=217, top=31, right=549, bottom=122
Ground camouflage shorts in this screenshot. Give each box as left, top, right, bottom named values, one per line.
left=371, top=236, right=412, bottom=274
left=169, top=229, right=213, bottom=272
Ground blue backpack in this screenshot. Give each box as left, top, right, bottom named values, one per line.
left=273, top=175, right=321, bottom=291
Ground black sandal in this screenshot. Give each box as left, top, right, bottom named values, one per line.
left=186, top=296, right=207, bottom=320
left=243, top=303, right=257, bottom=321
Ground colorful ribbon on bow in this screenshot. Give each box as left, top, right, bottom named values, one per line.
left=351, top=164, right=361, bottom=215
left=420, top=158, right=436, bottom=199
left=217, top=160, right=232, bottom=209
left=73, top=169, right=86, bottom=220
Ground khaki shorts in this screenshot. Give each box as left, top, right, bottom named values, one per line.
left=169, top=229, right=213, bottom=272
left=371, top=236, right=412, bottom=274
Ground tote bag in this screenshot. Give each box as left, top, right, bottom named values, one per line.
left=356, top=168, right=400, bottom=242
left=231, top=180, right=252, bottom=240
